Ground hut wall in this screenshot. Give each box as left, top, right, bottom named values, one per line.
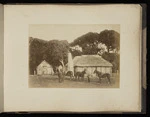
left=37, top=65, right=54, bottom=75
left=86, top=67, right=95, bottom=74
left=47, top=68, right=54, bottom=74
left=37, top=68, right=42, bottom=75
left=37, top=67, right=54, bottom=75
left=96, top=67, right=112, bottom=74
left=74, top=66, right=112, bottom=75
left=74, top=67, right=84, bottom=72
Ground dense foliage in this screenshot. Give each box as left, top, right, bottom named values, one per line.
left=29, top=37, right=69, bottom=74
left=70, top=30, right=120, bottom=73
left=102, top=52, right=120, bottom=73
left=29, top=29, right=120, bottom=74
left=70, top=30, right=120, bottom=54
left=99, top=30, right=120, bottom=52
left=70, top=32, right=99, bottom=55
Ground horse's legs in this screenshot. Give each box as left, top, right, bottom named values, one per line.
left=99, top=77, right=101, bottom=83
left=87, top=76, right=90, bottom=82
left=75, top=75, right=77, bottom=81
left=75, top=76, right=78, bottom=81
left=71, top=74, right=73, bottom=80
left=80, top=76, right=82, bottom=81
left=70, top=75, right=72, bottom=80
left=78, top=76, right=80, bottom=81
left=80, top=76, right=81, bottom=81
left=72, top=75, right=75, bottom=80
left=75, top=76, right=77, bottom=81
left=107, top=76, right=111, bottom=84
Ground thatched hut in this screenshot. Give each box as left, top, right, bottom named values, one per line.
left=36, top=60, right=54, bottom=75
left=73, top=55, right=113, bottom=75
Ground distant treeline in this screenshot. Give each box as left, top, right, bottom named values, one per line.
left=29, top=29, right=120, bottom=74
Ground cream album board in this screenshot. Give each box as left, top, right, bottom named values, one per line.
left=0, top=4, right=143, bottom=113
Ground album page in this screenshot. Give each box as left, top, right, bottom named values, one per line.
left=4, top=4, right=142, bottom=112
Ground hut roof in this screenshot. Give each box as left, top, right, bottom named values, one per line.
left=73, top=55, right=113, bottom=67
left=37, top=60, right=52, bottom=68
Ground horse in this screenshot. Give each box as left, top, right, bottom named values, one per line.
left=65, top=71, right=74, bottom=80
left=94, top=69, right=111, bottom=84
left=74, top=70, right=85, bottom=81
left=74, top=69, right=91, bottom=82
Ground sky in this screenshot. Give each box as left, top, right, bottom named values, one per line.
left=29, top=24, right=120, bottom=43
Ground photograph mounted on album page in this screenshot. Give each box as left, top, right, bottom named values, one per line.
left=2, top=4, right=142, bottom=113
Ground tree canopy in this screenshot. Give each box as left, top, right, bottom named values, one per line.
left=69, top=30, right=120, bottom=72
left=99, top=30, right=120, bottom=52
left=70, top=32, right=99, bottom=55
left=29, top=37, right=48, bottom=74
left=29, top=37, right=69, bottom=74
left=70, top=32, right=99, bottom=47
left=70, top=30, right=120, bottom=54
left=102, top=52, right=120, bottom=73
left=29, top=29, right=120, bottom=74
left=46, top=40, right=69, bottom=66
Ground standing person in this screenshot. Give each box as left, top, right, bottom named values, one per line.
left=57, top=59, right=66, bottom=83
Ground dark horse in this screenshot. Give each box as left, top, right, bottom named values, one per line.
left=65, top=71, right=74, bottom=80
left=94, top=69, right=111, bottom=84
left=74, top=69, right=90, bottom=82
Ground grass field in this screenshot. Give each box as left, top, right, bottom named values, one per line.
left=29, top=73, right=119, bottom=88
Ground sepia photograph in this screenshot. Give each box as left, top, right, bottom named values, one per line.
left=29, top=24, right=120, bottom=88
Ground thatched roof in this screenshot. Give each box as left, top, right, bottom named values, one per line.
left=73, top=55, right=112, bottom=67
left=37, top=60, right=53, bottom=68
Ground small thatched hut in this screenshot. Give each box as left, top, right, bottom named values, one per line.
left=36, top=60, right=54, bottom=75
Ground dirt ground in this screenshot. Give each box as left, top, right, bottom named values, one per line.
left=28, top=73, right=119, bottom=88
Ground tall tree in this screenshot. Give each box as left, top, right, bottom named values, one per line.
left=29, top=37, right=69, bottom=74
left=46, top=40, right=69, bottom=67
left=29, top=37, right=48, bottom=74
left=99, top=30, right=120, bottom=52
left=102, top=52, right=120, bottom=72
left=70, top=32, right=99, bottom=55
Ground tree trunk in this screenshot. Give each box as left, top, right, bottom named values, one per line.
left=59, top=59, right=65, bottom=75
left=107, top=47, right=110, bottom=53
left=59, top=59, right=64, bottom=67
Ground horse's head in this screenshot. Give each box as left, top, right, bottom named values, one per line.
left=94, top=69, right=97, bottom=74
left=65, top=71, right=73, bottom=76
left=83, top=68, right=87, bottom=73
left=80, top=69, right=86, bottom=75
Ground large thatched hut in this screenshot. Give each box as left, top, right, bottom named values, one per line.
left=73, top=55, right=113, bottom=75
